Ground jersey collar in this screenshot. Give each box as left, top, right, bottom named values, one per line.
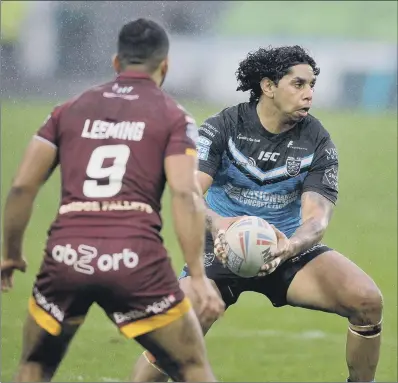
left=249, top=102, right=299, bottom=140
left=116, top=70, right=154, bottom=82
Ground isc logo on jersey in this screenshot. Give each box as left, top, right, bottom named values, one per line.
left=257, top=151, right=280, bottom=162
left=51, top=244, right=139, bottom=274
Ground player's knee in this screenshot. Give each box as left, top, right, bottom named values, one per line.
left=156, top=348, right=209, bottom=382
left=19, top=349, right=59, bottom=381
left=174, top=354, right=212, bottom=381
left=347, top=280, right=383, bottom=324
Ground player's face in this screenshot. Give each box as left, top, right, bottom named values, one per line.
left=274, top=64, right=316, bottom=121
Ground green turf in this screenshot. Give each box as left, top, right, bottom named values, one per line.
left=1, top=101, right=397, bottom=382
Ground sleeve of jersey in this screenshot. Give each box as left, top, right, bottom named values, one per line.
left=302, top=137, right=339, bottom=204
left=196, top=116, right=226, bottom=178
left=34, top=107, right=60, bottom=148
left=165, top=113, right=198, bottom=158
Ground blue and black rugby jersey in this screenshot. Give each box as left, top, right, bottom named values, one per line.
left=197, top=102, right=339, bottom=238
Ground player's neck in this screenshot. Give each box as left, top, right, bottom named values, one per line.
left=120, top=65, right=162, bottom=87
left=256, top=99, right=296, bottom=135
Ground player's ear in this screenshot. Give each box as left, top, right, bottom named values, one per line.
left=160, top=57, right=169, bottom=78
left=112, top=54, right=121, bottom=74
left=158, top=57, right=169, bottom=87
left=260, top=78, right=275, bottom=99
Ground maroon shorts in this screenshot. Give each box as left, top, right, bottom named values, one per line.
left=29, top=237, right=191, bottom=338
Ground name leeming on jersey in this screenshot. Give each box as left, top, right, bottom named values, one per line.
left=81, top=119, right=146, bottom=141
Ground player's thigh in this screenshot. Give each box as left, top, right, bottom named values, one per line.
left=97, top=239, right=193, bottom=339
left=135, top=308, right=209, bottom=377
left=24, top=238, right=97, bottom=369
left=31, top=238, right=97, bottom=334
left=286, top=250, right=383, bottom=319
left=19, top=313, right=81, bottom=378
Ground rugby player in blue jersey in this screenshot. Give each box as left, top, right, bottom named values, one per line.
left=132, top=45, right=383, bottom=383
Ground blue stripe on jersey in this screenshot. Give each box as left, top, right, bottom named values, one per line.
left=228, top=138, right=314, bottom=181
left=206, top=160, right=309, bottom=238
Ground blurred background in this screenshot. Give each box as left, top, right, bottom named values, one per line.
left=1, top=1, right=397, bottom=382
left=1, top=0, right=397, bottom=110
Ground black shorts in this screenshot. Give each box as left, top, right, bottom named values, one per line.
left=179, top=231, right=332, bottom=308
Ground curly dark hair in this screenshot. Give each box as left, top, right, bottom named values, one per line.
left=236, top=45, right=320, bottom=103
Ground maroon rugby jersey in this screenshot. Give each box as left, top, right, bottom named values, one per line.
left=36, top=71, right=197, bottom=242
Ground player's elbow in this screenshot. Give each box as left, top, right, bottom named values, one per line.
left=170, top=186, right=198, bottom=200
left=315, top=217, right=329, bottom=239
left=9, top=184, right=37, bottom=197
left=304, top=216, right=329, bottom=240
left=11, top=173, right=43, bottom=193
left=170, top=186, right=205, bottom=213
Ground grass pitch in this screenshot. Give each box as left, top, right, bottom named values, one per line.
left=1, top=100, right=397, bottom=382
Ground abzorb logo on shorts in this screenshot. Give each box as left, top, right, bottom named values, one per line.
left=51, top=244, right=139, bottom=275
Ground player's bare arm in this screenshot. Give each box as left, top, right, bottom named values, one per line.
left=1, top=138, right=57, bottom=290
left=260, top=191, right=334, bottom=275
left=166, top=154, right=206, bottom=276
left=197, top=171, right=245, bottom=264
left=165, top=156, right=225, bottom=323
left=289, top=191, right=334, bottom=255
left=197, top=172, right=223, bottom=233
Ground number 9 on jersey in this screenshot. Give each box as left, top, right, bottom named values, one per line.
left=83, top=144, right=130, bottom=198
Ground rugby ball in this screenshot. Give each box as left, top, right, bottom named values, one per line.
left=225, top=216, right=277, bottom=278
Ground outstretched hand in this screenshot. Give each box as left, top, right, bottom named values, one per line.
left=1, top=258, right=27, bottom=292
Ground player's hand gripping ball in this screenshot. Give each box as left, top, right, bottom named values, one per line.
left=257, top=225, right=292, bottom=276
left=220, top=216, right=278, bottom=278
left=212, top=216, right=244, bottom=265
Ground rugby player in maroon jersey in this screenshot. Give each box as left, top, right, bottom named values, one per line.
left=1, top=18, right=224, bottom=382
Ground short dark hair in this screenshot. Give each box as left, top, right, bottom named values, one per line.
left=236, top=45, right=320, bottom=103
left=117, top=18, right=169, bottom=72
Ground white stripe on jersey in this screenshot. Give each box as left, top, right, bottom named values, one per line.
left=33, top=135, right=58, bottom=149
left=228, top=138, right=314, bottom=181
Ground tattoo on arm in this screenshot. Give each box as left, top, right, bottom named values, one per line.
left=203, top=199, right=222, bottom=233
left=289, top=191, right=335, bottom=257
left=205, top=213, right=213, bottom=231
left=204, top=199, right=215, bottom=231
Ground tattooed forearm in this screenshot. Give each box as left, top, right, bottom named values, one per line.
left=205, top=213, right=214, bottom=231
left=204, top=199, right=222, bottom=232
left=288, top=191, right=335, bottom=257
left=289, top=218, right=326, bottom=256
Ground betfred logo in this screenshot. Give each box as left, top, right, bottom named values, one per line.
left=51, top=244, right=139, bottom=274
left=113, top=310, right=147, bottom=324
left=146, top=294, right=176, bottom=315
left=113, top=294, right=177, bottom=324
